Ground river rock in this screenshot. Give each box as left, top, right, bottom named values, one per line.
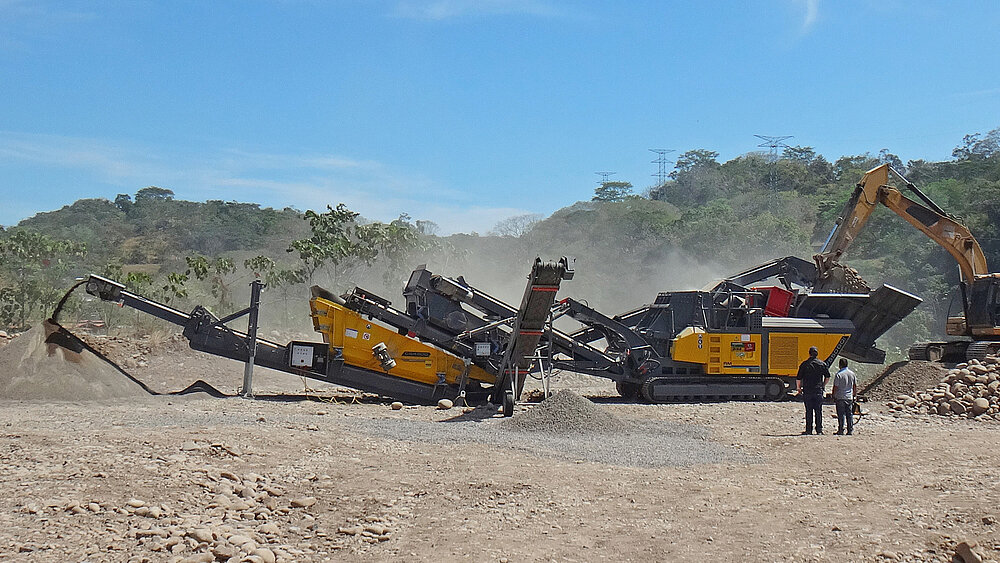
left=186, top=528, right=215, bottom=543
left=290, top=496, right=317, bottom=508
left=252, top=548, right=277, bottom=563
left=972, top=398, right=990, bottom=415
left=955, top=540, right=983, bottom=563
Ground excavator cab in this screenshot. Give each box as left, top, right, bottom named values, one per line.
left=965, top=277, right=1000, bottom=337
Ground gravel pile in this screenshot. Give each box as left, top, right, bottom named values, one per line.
left=887, top=356, right=1000, bottom=420
left=346, top=405, right=755, bottom=468
left=862, top=360, right=950, bottom=402
left=0, top=320, right=152, bottom=401
left=501, top=389, right=630, bottom=433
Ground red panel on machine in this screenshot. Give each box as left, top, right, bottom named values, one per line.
left=755, top=286, right=794, bottom=317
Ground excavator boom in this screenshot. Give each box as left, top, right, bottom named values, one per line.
left=817, top=163, right=1000, bottom=355
left=817, top=164, right=988, bottom=282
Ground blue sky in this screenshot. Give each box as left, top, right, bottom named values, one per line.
left=1, top=1, right=998, bottom=233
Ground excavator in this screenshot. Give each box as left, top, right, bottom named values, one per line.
left=814, top=163, right=1000, bottom=361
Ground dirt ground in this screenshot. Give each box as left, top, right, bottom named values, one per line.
left=2, top=336, right=1000, bottom=562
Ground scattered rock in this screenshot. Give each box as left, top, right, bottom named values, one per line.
left=186, top=528, right=215, bottom=543
left=290, top=497, right=317, bottom=508
left=391, top=401, right=404, bottom=410
left=437, top=398, right=453, bottom=410
left=955, top=540, right=983, bottom=563
left=251, top=548, right=277, bottom=563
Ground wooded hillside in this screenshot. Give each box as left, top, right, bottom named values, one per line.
left=2, top=127, right=998, bottom=362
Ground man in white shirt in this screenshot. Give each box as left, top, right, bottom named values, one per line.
left=832, top=358, right=857, bottom=435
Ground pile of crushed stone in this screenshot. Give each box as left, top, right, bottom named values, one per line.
left=861, top=360, right=950, bottom=402
left=501, top=389, right=630, bottom=433
left=0, top=320, right=152, bottom=401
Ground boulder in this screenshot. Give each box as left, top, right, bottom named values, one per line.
left=955, top=540, right=983, bottom=563
left=972, top=398, right=990, bottom=416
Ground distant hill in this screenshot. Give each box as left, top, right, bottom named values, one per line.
left=17, top=190, right=307, bottom=270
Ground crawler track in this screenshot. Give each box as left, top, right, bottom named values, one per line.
left=639, top=376, right=788, bottom=403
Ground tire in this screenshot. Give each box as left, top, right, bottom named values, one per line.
left=502, top=392, right=515, bottom=418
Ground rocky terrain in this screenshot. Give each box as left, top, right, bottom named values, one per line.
left=1, top=329, right=999, bottom=562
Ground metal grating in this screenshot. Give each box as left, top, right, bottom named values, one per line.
left=769, top=335, right=799, bottom=371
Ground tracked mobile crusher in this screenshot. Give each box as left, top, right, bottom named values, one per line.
left=551, top=256, right=922, bottom=401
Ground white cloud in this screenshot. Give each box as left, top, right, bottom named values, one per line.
left=798, top=0, right=819, bottom=33
left=392, top=0, right=561, bottom=20
left=0, top=131, right=538, bottom=234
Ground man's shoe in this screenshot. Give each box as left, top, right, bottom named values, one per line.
left=801, top=430, right=812, bottom=435
left=835, top=430, right=844, bottom=435
left=846, top=431, right=852, bottom=435
left=816, top=430, right=823, bottom=435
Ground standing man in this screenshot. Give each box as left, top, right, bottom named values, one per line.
left=832, top=358, right=857, bottom=435
left=796, top=346, right=830, bottom=435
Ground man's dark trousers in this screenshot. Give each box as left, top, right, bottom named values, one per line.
left=835, top=399, right=854, bottom=434
left=804, top=392, right=824, bottom=434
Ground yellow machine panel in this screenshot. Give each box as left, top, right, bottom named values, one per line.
left=671, top=326, right=850, bottom=377
left=672, top=327, right=762, bottom=375
left=309, top=297, right=495, bottom=387
left=766, top=333, right=846, bottom=376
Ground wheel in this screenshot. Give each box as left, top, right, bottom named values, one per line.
left=764, top=379, right=785, bottom=401
left=615, top=380, right=641, bottom=401
left=502, top=391, right=515, bottom=418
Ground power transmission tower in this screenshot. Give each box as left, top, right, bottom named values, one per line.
left=754, top=135, right=793, bottom=162
left=649, top=149, right=675, bottom=185
left=595, top=171, right=616, bottom=184
left=754, top=134, right=793, bottom=198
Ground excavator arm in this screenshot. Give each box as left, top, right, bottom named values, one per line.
left=816, top=164, right=989, bottom=283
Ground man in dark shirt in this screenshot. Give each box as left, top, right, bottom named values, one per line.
left=796, top=346, right=831, bottom=435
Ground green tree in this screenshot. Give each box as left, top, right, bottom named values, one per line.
left=783, top=145, right=816, bottom=163
left=287, top=203, right=361, bottom=284
left=134, top=186, right=175, bottom=204
left=185, top=255, right=238, bottom=312
left=593, top=181, right=634, bottom=202
left=0, top=229, right=87, bottom=329
left=671, top=149, right=720, bottom=178
left=952, top=127, right=1000, bottom=161
left=114, top=193, right=133, bottom=213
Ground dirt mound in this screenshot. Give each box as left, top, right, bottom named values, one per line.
left=0, top=320, right=152, bottom=401
left=502, top=389, right=629, bottom=433
left=861, top=360, right=949, bottom=402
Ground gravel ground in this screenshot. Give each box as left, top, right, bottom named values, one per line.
left=345, top=409, right=756, bottom=468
